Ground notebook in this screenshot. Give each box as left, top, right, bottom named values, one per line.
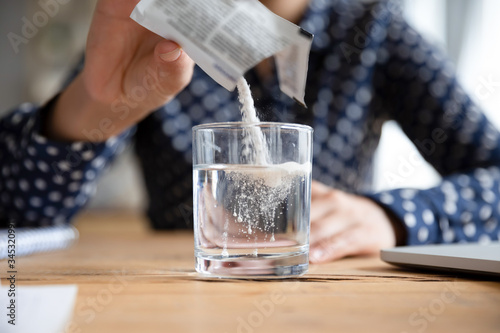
left=0, top=225, right=79, bottom=259
left=381, top=242, right=500, bottom=277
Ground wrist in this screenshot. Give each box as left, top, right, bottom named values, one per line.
left=45, top=75, right=142, bottom=142
left=382, top=207, right=408, bottom=246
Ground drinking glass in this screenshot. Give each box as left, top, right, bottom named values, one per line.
left=193, top=122, right=313, bottom=278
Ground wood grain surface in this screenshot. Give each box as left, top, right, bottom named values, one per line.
left=2, top=212, right=499, bottom=333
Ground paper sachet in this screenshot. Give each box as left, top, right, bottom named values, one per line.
left=130, top=0, right=313, bottom=106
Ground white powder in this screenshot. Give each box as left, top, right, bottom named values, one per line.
left=225, top=78, right=310, bottom=247
left=241, top=162, right=312, bottom=188
left=236, top=77, right=260, bottom=124
left=236, top=77, right=269, bottom=165
left=224, top=163, right=310, bottom=244
left=235, top=77, right=310, bottom=186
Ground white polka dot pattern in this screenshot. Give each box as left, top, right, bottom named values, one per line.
left=0, top=104, right=131, bottom=226
left=1, top=0, right=499, bottom=247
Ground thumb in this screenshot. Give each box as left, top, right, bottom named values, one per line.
left=157, top=40, right=183, bottom=62
left=152, top=40, right=194, bottom=97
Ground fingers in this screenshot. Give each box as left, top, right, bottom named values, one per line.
left=152, top=40, right=195, bottom=95
left=311, top=180, right=331, bottom=200
left=309, top=214, right=349, bottom=244
left=198, top=187, right=217, bottom=248
left=310, top=194, right=337, bottom=222
left=310, top=187, right=343, bottom=222
left=309, top=226, right=364, bottom=263
left=308, top=186, right=399, bottom=264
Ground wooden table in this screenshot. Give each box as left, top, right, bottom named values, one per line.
left=4, top=212, right=500, bottom=333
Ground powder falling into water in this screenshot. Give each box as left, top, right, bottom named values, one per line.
left=217, top=77, right=310, bottom=251
left=236, top=77, right=269, bottom=165
left=236, top=77, right=260, bottom=123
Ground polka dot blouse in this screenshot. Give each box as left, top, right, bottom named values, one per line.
left=1, top=0, right=499, bottom=245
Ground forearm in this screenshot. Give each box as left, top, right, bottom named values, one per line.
left=0, top=103, right=131, bottom=227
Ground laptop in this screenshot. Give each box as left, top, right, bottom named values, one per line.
left=381, top=242, right=500, bottom=277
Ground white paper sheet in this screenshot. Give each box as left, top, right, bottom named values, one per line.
left=0, top=284, right=78, bottom=333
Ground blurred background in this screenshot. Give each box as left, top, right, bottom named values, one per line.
left=0, top=0, right=499, bottom=212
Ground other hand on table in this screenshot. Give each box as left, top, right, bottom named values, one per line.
left=309, top=181, right=404, bottom=263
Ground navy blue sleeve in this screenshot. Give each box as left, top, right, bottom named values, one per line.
left=366, top=8, right=500, bottom=245
left=0, top=102, right=131, bottom=227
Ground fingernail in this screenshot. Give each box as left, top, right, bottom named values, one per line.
left=160, top=48, right=182, bottom=62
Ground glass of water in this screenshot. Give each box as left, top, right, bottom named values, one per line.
left=193, top=122, right=313, bottom=278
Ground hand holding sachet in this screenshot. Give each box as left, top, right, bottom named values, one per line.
left=47, top=0, right=195, bottom=141
left=131, top=0, right=313, bottom=106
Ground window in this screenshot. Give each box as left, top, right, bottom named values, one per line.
left=373, top=0, right=500, bottom=192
